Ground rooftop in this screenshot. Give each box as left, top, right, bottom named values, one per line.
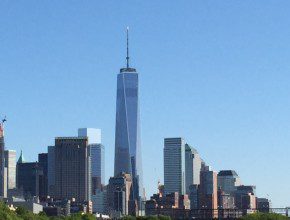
left=218, top=170, right=238, bottom=177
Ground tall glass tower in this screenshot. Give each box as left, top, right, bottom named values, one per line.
left=114, top=28, right=143, bottom=203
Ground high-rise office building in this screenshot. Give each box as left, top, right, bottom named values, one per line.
left=217, top=170, right=241, bottom=195
left=235, top=185, right=256, bottom=210
left=0, top=119, right=6, bottom=197
left=78, top=128, right=105, bottom=213
left=78, top=128, right=105, bottom=187
left=53, top=137, right=91, bottom=202
left=38, top=153, right=48, bottom=200
left=185, top=144, right=201, bottom=194
left=164, top=137, right=186, bottom=195
left=114, top=28, right=143, bottom=203
left=199, top=167, right=218, bottom=218
left=107, top=173, right=133, bottom=216
left=4, top=150, right=16, bottom=190
left=47, top=146, right=55, bottom=196
left=16, top=152, right=42, bottom=199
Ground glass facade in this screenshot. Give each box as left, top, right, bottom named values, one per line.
left=164, top=137, right=186, bottom=195
left=114, top=69, right=143, bottom=202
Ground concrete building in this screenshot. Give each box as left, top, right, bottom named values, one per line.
left=107, top=173, right=134, bottom=217
left=235, top=185, right=256, bottom=211
left=185, top=144, right=201, bottom=194
left=218, top=170, right=241, bottom=195
left=199, top=167, right=218, bottom=219
left=164, top=137, right=186, bottom=195
left=53, top=137, right=91, bottom=202
left=4, top=150, right=16, bottom=190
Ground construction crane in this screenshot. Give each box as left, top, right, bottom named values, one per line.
left=1, top=116, right=6, bottom=124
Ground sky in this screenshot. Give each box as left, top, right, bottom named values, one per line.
left=0, top=0, right=290, bottom=207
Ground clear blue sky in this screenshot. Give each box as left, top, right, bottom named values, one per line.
left=1, top=1, right=290, bottom=207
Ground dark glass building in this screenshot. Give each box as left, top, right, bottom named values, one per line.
left=0, top=120, right=5, bottom=197
left=53, top=137, right=91, bottom=202
left=16, top=152, right=41, bottom=199
left=38, top=153, right=48, bottom=200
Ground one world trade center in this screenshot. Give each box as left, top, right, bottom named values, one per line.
left=114, top=28, right=144, bottom=205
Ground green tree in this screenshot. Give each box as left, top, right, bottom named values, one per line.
left=241, top=212, right=288, bottom=220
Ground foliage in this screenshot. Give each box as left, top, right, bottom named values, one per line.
left=0, top=202, right=96, bottom=220
left=123, top=215, right=170, bottom=220
left=241, top=212, right=288, bottom=220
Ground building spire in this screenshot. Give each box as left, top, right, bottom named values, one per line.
left=126, top=26, right=129, bottom=68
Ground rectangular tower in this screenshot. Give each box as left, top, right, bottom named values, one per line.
left=185, top=144, right=201, bottom=194
left=16, top=161, right=41, bottom=198
left=47, top=146, right=55, bottom=197
left=54, top=137, right=91, bottom=202
left=78, top=128, right=105, bottom=213
left=38, top=153, right=48, bottom=199
left=0, top=121, right=5, bottom=197
left=4, top=150, right=16, bottom=190
left=199, top=167, right=218, bottom=218
left=164, top=137, right=186, bottom=195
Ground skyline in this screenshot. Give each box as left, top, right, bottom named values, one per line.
left=1, top=1, right=290, bottom=207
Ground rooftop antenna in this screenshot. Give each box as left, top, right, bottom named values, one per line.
left=126, top=26, right=130, bottom=69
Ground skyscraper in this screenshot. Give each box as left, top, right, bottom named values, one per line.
left=78, top=128, right=104, bottom=187
left=78, top=128, right=101, bottom=145
left=78, top=128, right=105, bottom=213
left=164, top=137, right=186, bottom=195
left=47, top=146, right=55, bottom=196
left=114, top=28, right=143, bottom=203
left=38, top=153, right=48, bottom=199
left=16, top=151, right=42, bottom=199
left=217, top=170, right=241, bottom=195
left=185, top=144, right=201, bottom=194
left=4, top=150, right=16, bottom=190
left=199, top=167, right=218, bottom=219
left=0, top=118, right=6, bottom=197
left=53, top=137, right=91, bottom=202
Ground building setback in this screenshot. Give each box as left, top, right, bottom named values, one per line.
left=53, top=137, right=91, bottom=202
left=217, top=170, right=241, bottom=195
left=185, top=144, right=201, bottom=194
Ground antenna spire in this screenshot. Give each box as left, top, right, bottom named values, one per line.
left=126, top=26, right=129, bottom=68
